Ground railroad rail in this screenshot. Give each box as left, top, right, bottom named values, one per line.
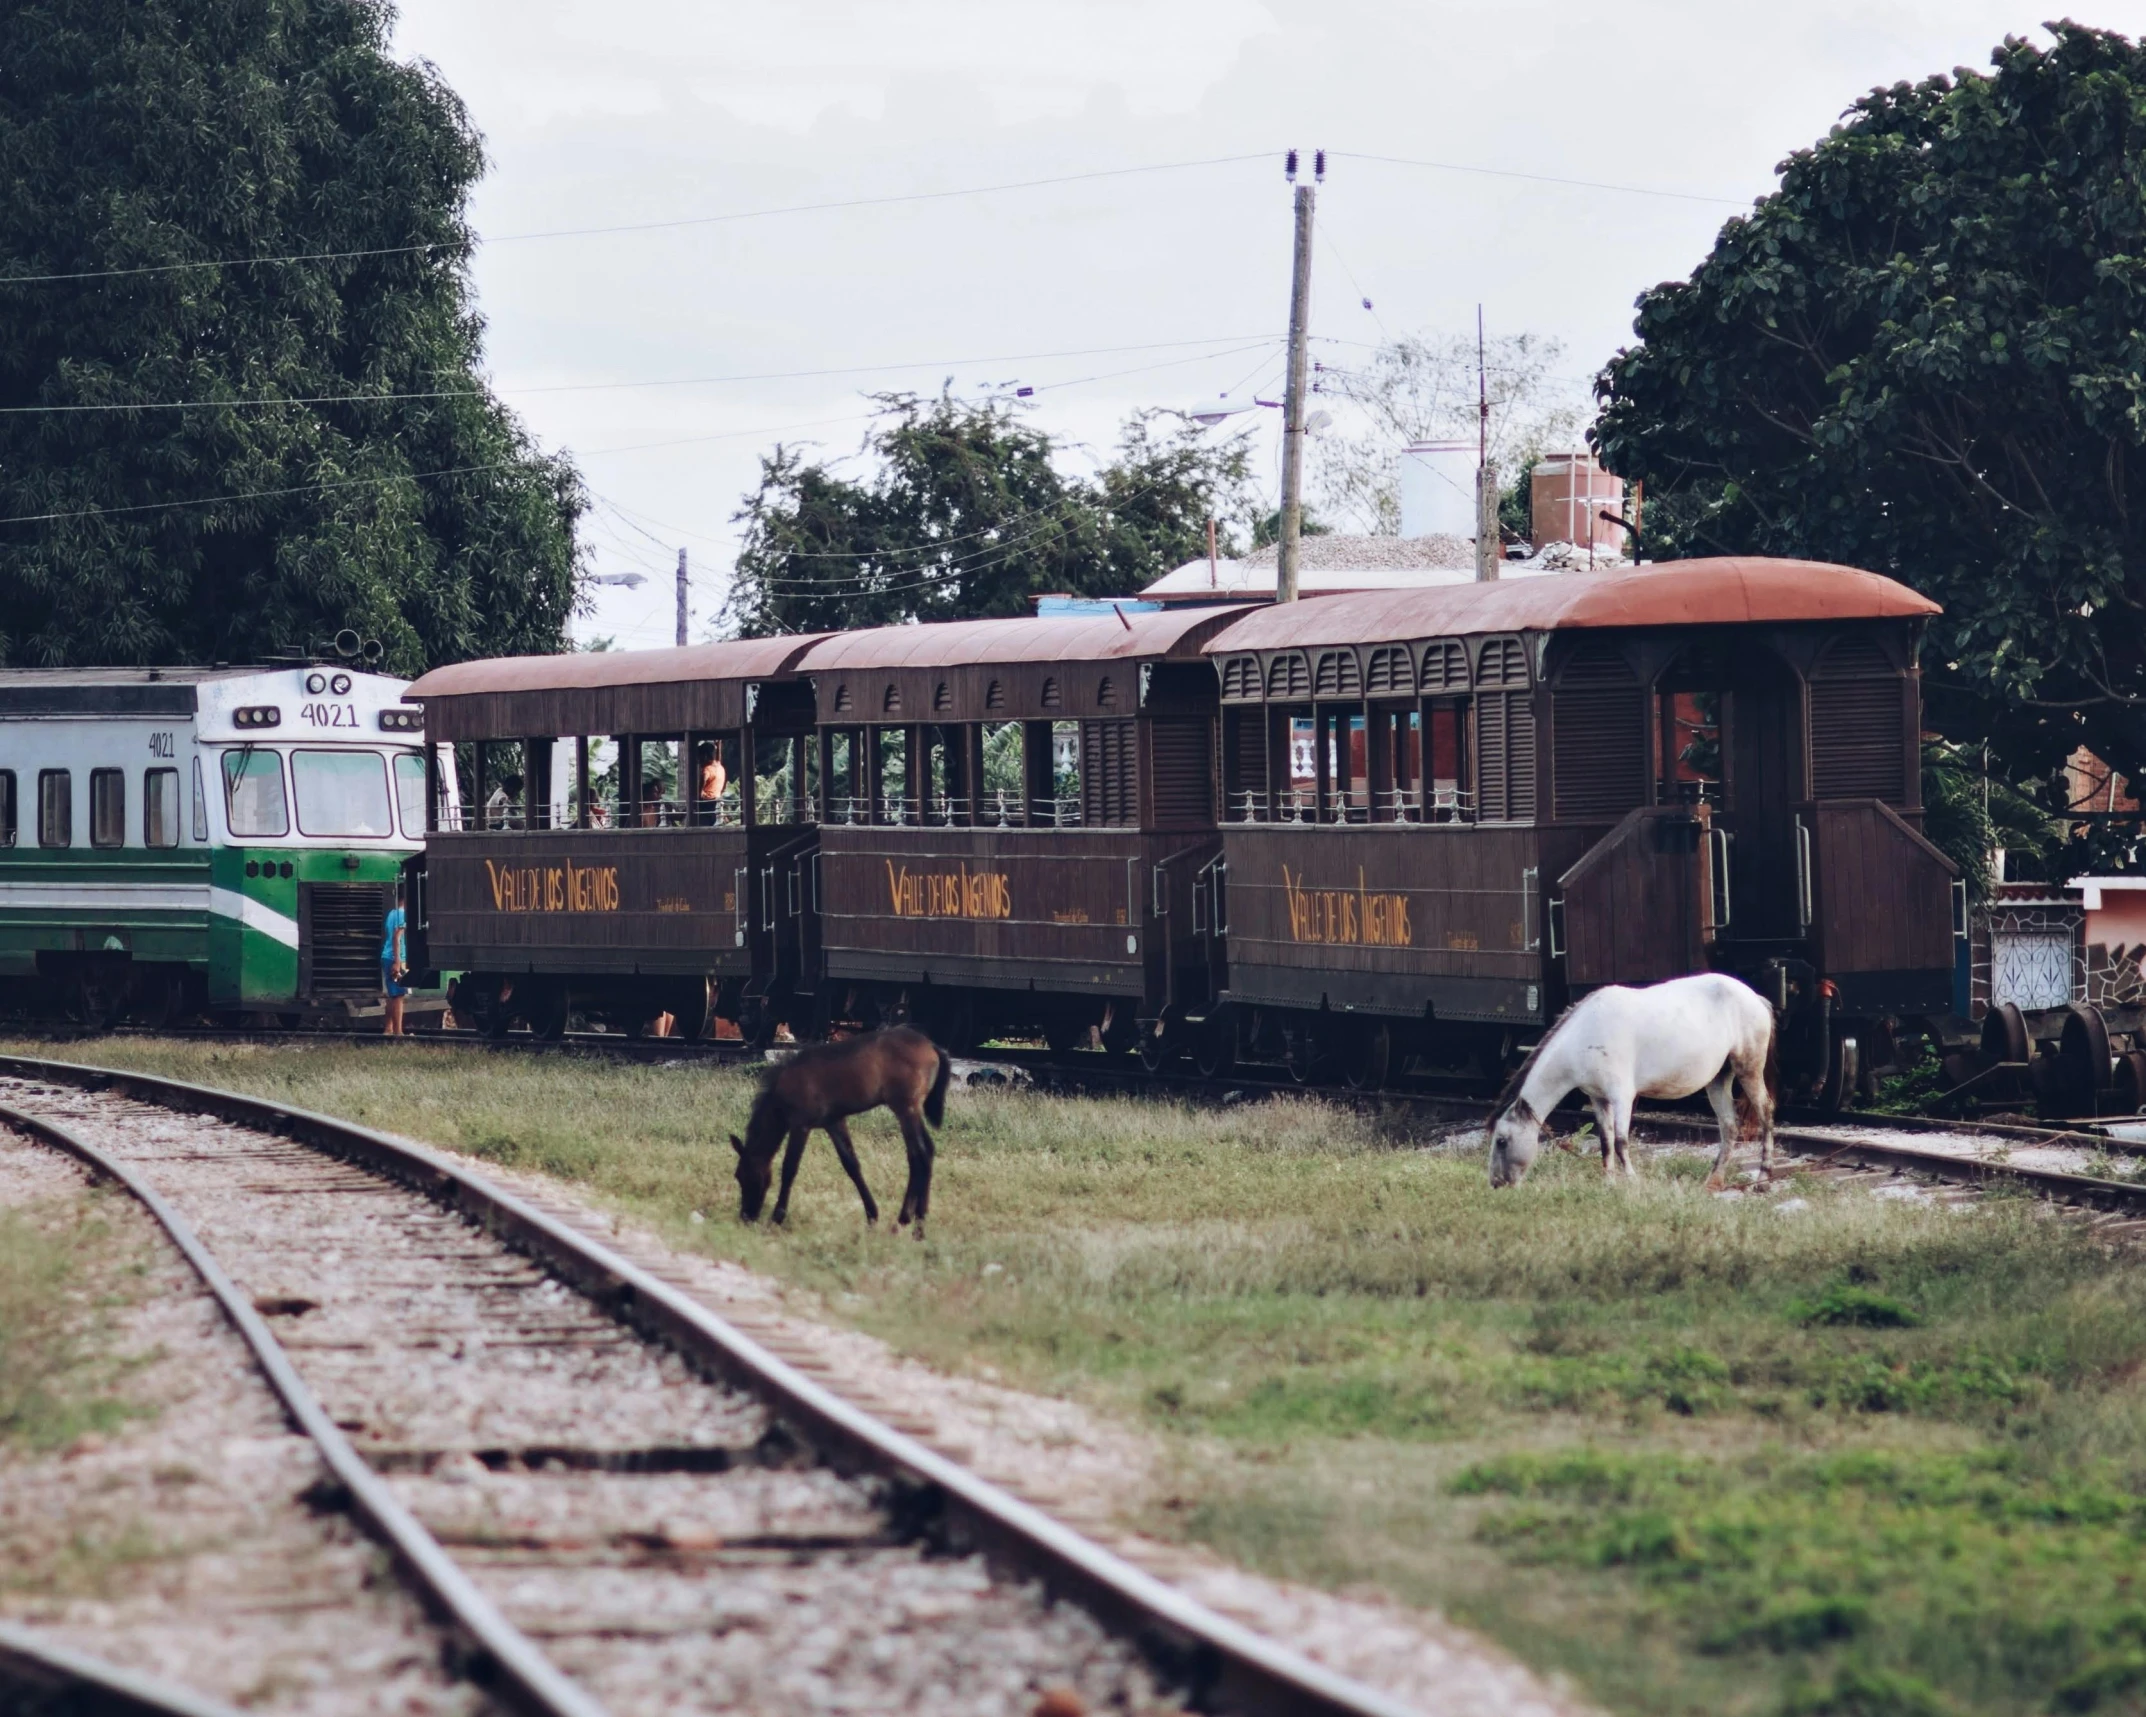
left=0, top=1050, right=1420, bottom=1717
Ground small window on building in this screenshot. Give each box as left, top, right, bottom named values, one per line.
left=933, top=681, right=952, bottom=713
left=1097, top=675, right=1117, bottom=710
left=985, top=679, right=1006, bottom=712
left=191, top=757, right=209, bottom=842
left=1042, top=676, right=1062, bottom=710
left=833, top=683, right=853, bottom=713
left=0, top=771, right=14, bottom=847
left=882, top=682, right=902, bottom=715
left=38, top=770, right=70, bottom=847
left=145, top=768, right=180, bottom=849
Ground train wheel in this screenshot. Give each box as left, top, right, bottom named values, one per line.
left=1136, top=1021, right=1179, bottom=1074
left=1099, top=1005, right=1140, bottom=1057
left=1340, top=1022, right=1392, bottom=1092
left=2059, top=1004, right=2113, bottom=1116
left=1813, top=1028, right=1859, bottom=1113
left=528, top=984, right=570, bottom=1042
left=134, top=969, right=184, bottom=1032
left=67, top=970, right=121, bottom=1034
left=1980, top=1001, right=2031, bottom=1070
left=1192, top=1013, right=1238, bottom=1080
left=2115, top=1050, right=2146, bottom=1115
left=1282, top=1021, right=1323, bottom=1085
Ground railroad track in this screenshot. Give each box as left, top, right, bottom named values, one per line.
left=0, top=1051, right=1423, bottom=1717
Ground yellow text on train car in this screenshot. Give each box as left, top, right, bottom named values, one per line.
left=1280, top=865, right=1412, bottom=946
left=483, top=858, right=621, bottom=913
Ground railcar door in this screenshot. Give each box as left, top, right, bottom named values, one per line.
left=1655, top=641, right=1806, bottom=954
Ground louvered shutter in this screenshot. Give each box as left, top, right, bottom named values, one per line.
left=1810, top=634, right=1907, bottom=802
left=1149, top=715, right=1213, bottom=827
left=1553, top=642, right=1645, bottom=818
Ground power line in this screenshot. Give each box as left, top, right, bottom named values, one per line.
left=0, top=334, right=1281, bottom=416
left=1332, top=150, right=1748, bottom=208
left=0, top=153, right=1275, bottom=286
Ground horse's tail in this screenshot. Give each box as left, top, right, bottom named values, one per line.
left=1734, top=1020, right=1782, bottom=1139
left=924, top=1045, right=953, bottom=1128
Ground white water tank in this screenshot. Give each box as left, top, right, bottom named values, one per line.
left=1398, top=441, right=1478, bottom=538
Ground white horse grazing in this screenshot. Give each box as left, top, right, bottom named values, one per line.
left=1486, top=972, right=1777, bottom=1189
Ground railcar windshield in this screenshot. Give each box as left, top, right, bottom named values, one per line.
left=221, top=748, right=288, bottom=838
left=292, top=749, right=393, bottom=838
left=393, top=752, right=426, bottom=838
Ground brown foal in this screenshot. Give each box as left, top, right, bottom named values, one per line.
left=730, top=1026, right=953, bottom=1234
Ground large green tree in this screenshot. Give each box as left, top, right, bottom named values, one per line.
left=1593, top=23, right=2146, bottom=788
left=723, top=393, right=1254, bottom=637
left=0, top=0, right=583, bottom=674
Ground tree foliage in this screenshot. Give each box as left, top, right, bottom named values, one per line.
left=0, top=0, right=584, bottom=674
left=1593, top=23, right=2146, bottom=785
left=1317, top=330, right=1583, bottom=535
left=722, top=393, right=1254, bottom=636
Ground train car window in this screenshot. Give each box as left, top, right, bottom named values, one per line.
left=293, top=750, right=391, bottom=838
left=1049, top=721, right=1081, bottom=827
left=393, top=753, right=428, bottom=838
left=191, top=757, right=209, bottom=842
left=89, top=769, right=124, bottom=848
left=1287, top=716, right=1316, bottom=820
left=982, top=722, right=1025, bottom=825
left=875, top=727, right=910, bottom=823
left=1221, top=706, right=1270, bottom=821
left=0, top=770, right=14, bottom=847
left=145, top=768, right=180, bottom=848
left=222, top=749, right=289, bottom=838
left=38, top=770, right=71, bottom=847
left=633, top=737, right=679, bottom=827
left=1426, top=700, right=1470, bottom=821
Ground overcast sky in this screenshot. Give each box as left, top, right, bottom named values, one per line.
left=385, top=1, right=2128, bottom=650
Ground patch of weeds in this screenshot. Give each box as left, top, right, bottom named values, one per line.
left=1785, top=1666, right=1955, bottom=1716
left=0, top=1198, right=151, bottom=1452
left=1793, top=1283, right=1923, bottom=1328
left=2057, top=1650, right=2146, bottom=1712
left=1866, top=1041, right=1949, bottom=1117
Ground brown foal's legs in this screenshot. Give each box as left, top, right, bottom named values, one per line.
left=823, top=1118, right=879, bottom=1224
left=770, top=1126, right=811, bottom=1224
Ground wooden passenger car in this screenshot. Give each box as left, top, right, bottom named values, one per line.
left=405, top=637, right=825, bottom=1038
left=794, top=607, right=1245, bottom=1056
left=1203, top=558, right=1958, bottom=1093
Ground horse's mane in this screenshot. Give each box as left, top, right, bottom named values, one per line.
left=1488, top=998, right=1582, bottom=1122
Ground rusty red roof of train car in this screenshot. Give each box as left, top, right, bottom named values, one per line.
left=1203, top=558, right=1939, bottom=654
left=408, top=634, right=826, bottom=699
left=793, top=605, right=1248, bottom=671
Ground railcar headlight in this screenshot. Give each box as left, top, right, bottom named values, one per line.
left=305, top=672, right=326, bottom=694
left=329, top=672, right=353, bottom=695
left=234, top=705, right=282, bottom=728
left=378, top=707, right=424, bottom=732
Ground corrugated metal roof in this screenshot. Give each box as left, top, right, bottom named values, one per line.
left=1202, top=558, right=1938, bottom=653
left=793, top=606, right=1248, bottom=672
left=407, top=635, right=826, bottom=700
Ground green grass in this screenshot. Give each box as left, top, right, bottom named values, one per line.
left=22, top=1036, right=2146, bottom=1716
left=0, top=1191, right=152, bottom=1452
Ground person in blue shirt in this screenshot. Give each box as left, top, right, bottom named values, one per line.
left=382, top=885, right=408, bottom=1037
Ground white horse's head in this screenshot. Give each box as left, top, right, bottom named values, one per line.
left=1487, top=1098, right=1543, bottom=1188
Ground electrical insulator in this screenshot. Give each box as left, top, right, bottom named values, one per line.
left=1284, top=148, right=1298, bottom=182
left=1314, top=148, right=1326, bottom=182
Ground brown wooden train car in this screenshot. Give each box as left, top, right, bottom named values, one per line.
left=793, top=606, right=1246, bottom=1058
left=1203, top=558, right=1958, bottom=1094
left=405, top=636, right=825, bottom=1039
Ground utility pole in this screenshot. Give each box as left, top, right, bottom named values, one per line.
left=1475, top=306, right=1499, bottom=583
left=1276, top=148, right=1320, bottom=604
left=675, top=547, right=688, bottom=647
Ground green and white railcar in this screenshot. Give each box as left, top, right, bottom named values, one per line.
left=0, top=666, right=439, bottom=1027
